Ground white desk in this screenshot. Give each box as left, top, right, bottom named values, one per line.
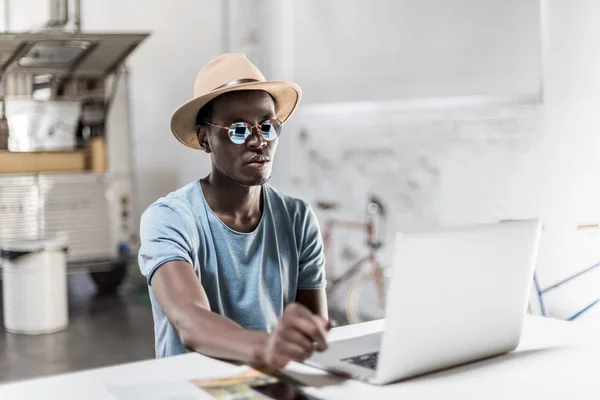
left=0, top=315, right=598, bottom=399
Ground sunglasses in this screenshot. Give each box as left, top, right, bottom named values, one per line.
left=205, top=118, right=282, bottom=145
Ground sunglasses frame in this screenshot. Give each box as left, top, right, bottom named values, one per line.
left=204, top=118, right=282, bottom=145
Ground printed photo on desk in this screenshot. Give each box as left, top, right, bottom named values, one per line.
left=191, top=368, right=278, bottom=399
left=106, top=368, right=280, bottom=400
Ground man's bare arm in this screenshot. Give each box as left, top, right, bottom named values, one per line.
left=296, top=288, right=328, bottom=319
left=151, top=260, right=268, bottom=364
left=151, top=261, right=330, bottom=368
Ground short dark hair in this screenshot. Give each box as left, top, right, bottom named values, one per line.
left=195, top=101, right=214, bottom=127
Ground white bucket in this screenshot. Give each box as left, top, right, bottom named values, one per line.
left=1, top=237, right=69, bottom=334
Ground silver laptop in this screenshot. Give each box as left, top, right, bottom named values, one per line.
left=306, top=220, right=542, bottom=385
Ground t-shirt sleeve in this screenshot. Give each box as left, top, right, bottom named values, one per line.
left=138, top=203, right=195, bottom=285
left=297, top=203, right=327, bottom=289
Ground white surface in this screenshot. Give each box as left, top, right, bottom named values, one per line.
left=0, top=316, right=598, bottom=399
left=279, top=97, right=542, bottom=233
left=534, top=0, right=600, bottom=320
left=2, top=249, right=68, bottom=334
left=292, top=0, right=541, bottom=103
left=286, top=316, right=600, bottom=399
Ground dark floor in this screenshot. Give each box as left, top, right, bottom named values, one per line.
left=0, top=271, right=155, bottom=384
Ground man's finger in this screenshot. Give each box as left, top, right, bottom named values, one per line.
left=311, top=315, right=331, bottom=338
left=285, top=315, right=328, bottom=351
left=284, top=303, right=330, bottom=350
left=279, top=341, right=313, bottom=361
left=289, top=304, right=330, bottom=331
left=272, top=355, right=291, bottom=370
left=281, top=328, right=314, bottom=353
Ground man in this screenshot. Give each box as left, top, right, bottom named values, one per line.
left=138, top=53, right=330, bottom=369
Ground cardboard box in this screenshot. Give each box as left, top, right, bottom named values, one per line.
left=86, top=137, right=107, bottom=172
left=0, top=150, right=86, bottom=174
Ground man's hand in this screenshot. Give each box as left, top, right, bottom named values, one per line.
left=260, top=303, right=332, bottom=369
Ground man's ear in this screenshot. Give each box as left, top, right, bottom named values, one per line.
left=197, top=125, right=211, bottom=153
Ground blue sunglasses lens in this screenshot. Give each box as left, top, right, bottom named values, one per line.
left=229, top=123, right=249, bottom=144
left=261, top=119, right=281, bottom=141
left=227, top=120, right=282, bottom=144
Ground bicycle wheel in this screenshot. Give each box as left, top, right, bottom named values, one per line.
left=345, top=268, right=390, bottom=324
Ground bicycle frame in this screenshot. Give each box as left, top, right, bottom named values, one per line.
left=322, top=219, right=386, bottom=307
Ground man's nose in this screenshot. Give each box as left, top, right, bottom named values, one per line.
left=246, top=126, right=267, bottom=150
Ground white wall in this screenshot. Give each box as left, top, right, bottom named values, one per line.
left=1, top=0, right=48, bottom=31
left=272, top=0, right=543, bottom=191
left=281, top=95, right=542, bottom=266
left=292, top=0, right=541, bottom=103
left=533, top=0, right=600, bottom=322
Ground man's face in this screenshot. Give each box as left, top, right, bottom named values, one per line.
left=200, top=90, right=278, bottom=186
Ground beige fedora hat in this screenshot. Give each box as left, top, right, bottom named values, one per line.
left=170, top=53, right=302, bottom=150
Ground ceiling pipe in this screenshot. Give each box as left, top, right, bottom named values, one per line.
left=48, top=0, right=68, bottom=27
left=74, top=0, right=81, bottom=32
left=221, top=0, right=230, bottom=53
left=3, top=0, right=9, bottom=33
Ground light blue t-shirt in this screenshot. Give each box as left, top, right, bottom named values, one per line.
left=138, top=181, right=326, bottom=358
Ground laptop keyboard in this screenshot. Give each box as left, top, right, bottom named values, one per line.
left=341, top=351, right=380, bottom=370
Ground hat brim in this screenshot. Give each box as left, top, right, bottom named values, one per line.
left=170, top=81, right=302, bottom=150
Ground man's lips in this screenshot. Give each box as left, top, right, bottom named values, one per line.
left=246, top=156, right=271, bottom=164
left=245, top=156, right=270, bottom=167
